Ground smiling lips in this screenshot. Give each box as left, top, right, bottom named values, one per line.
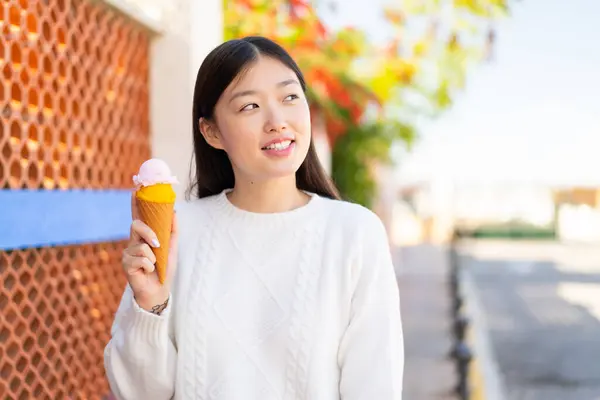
left=263, top=139, right=293, bottom=150
left=261, top=138, right=295, bottom=157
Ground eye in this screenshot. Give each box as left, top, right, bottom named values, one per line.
left=240, top=103, right=258, bottom=112
left=284, top=94, right=300, bottom=102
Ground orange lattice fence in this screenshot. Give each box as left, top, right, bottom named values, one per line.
left=0, top=0, right=151, bottom=398
left=1, top=243, right=129, bottom=399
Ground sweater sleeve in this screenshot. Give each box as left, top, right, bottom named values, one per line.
left=103, top=284, right=177, bottom=400
left=338, top=212, right=404, bottom=399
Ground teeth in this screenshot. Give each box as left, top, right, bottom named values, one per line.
left=265, top=140, right=292, bottom=150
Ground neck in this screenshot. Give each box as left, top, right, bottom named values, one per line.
left=227, top=175, right=310, bottom=213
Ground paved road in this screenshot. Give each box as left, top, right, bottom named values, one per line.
left=457, top=240, right=600, bottom=400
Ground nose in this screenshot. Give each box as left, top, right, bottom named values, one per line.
left=264, top=105, right=288, bottom=133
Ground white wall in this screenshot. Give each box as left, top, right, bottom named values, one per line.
left=557, top=205, right=600, bottom=243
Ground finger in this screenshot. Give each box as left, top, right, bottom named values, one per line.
left=125, top=242, right=157, bottom=264
left=131, top=191, right=140, bottom=221
left=123, top=254, right=155, bottom=275
left=130, top=219, right=160, bottom=248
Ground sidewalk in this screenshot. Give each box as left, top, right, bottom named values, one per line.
left=395, top=244, right=457, bottom=399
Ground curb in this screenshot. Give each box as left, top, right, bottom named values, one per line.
left=459, top=265, right=507, bottom=400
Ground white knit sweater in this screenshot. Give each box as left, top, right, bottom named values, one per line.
left=104, top=190, right=404, bottom=400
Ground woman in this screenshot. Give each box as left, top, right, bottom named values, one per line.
left=104, top=36, right=404, bottom=400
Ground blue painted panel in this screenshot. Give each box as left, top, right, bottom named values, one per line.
left=0, top=189, right=132, bottom=250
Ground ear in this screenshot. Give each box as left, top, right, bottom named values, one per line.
left=199, top=118, right=225, bottom=150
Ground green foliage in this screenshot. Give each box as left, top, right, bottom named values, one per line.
left=332, top=122, right=415, bottom=208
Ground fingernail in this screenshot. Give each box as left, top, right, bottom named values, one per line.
left=152, top=239, right=160, bottom=248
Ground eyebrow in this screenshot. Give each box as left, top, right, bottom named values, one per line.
left=228, top=79, right=300, bottom=103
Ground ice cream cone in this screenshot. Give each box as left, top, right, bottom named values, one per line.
left=132, top=159, right=178, bottom=284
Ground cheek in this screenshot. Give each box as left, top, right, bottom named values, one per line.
left=293, top=105, right=312, bottom=138
left=218, top=121, right=258, bottom=159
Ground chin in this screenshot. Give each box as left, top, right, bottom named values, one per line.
left=262, top=165, right=302, bottom=180
left=260, top=151, right=307, bottom=176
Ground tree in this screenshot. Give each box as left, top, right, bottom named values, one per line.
left=223, top=0, right=508, bottom=207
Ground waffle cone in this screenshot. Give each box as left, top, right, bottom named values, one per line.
left=136, top=198, right=174, bottom=284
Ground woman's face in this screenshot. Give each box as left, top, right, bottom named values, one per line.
left=201, top=56, right=311, bottom=184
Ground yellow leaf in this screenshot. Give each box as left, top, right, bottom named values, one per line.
left=412, top=39, right=429, bottom=57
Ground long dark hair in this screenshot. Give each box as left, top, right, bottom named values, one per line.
left=186, top=36, right=340, bottom=201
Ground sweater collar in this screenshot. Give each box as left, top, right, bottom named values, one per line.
left=211, top=188, right=322, bottom=228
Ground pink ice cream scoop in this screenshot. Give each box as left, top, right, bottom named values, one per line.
left=132, top=158, right=179, bottom=187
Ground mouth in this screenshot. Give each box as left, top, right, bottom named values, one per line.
left=261, top=139, right=295, bottom=151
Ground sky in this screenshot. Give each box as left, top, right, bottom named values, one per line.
left=320, top=0, right=600, bottom=188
